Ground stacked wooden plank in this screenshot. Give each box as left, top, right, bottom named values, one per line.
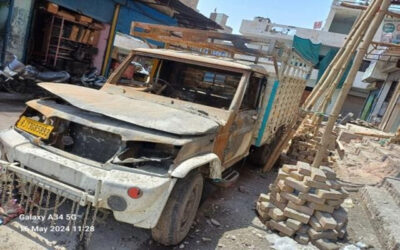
left=256, top=162, right=348, bottom=248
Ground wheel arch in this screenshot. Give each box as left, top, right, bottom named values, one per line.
left=170, top=153, right=222, bottom=180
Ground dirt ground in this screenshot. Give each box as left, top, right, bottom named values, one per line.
left=0, top=92, right=384, bottom=250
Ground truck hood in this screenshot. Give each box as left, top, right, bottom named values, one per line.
left=38, top=83, right=219, bottom=136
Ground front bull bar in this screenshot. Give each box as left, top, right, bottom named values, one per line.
left=0, top=160, right=102, bottom=244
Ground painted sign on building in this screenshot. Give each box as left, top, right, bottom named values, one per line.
left=381, top=18, right=400, bottom=44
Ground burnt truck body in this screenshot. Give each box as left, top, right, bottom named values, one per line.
left=0, top=48, right=311, bottom=245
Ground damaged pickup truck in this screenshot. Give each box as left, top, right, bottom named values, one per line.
left=0, top=48, right=311, bottom=245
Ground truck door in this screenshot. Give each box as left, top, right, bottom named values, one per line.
left=222, top=75, right=265, bottom=165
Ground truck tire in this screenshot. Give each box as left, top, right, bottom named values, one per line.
left=151, top=170, right=203, bottom=246
left=248, top=144, right=271, bottom=167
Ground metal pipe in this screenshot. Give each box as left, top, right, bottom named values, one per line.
left=101, top=3, right=120, bottom=76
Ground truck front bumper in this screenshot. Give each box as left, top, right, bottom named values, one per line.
left=0, top=128, right=176, bottom=228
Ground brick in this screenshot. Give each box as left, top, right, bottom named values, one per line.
left=314, top=239, right=340, bottom=250
left=289, top=170, right=304, bottom=181
left=284, top=177, right=310, bottom=193
left=311, top=167, right=327, bottom=182
left=280, top=192, right=306, bottom=206
left=276, top=192, right=287, bottom=204
left=309, top=202, right=335, bottom=213
left=326, top=179, right=341, bottom=190
left=268, top=184, right=279, bottom=192
left=282, top=164, right=298, bottom=174
left=332, top=207, right=348, bottom=230
left=258, top=193, right=270, bottom=202
left=299, top=192, right=325, bottom=205
left=277, top=169, right=289, bottom=180
left=315, top=211, right=337, bottom=230
left=256, top=203, right=270, bottom=220
left=320, top=166, right=336, bottom=180
left=298, top=225, right=309, bottom=234
left=304, top=176, right=331, bottom=190
left=270, top=194, right=288, bottom=211
left=283, top=207, right=311, bottom=224
left=277, top=180, right=294, bottom=193
left=317, top=189, right=343, bottom=200
left=259, top=201, right=275, bottom=212
left=337, top=228, right=346, bottom=239
left=309, top=216, right=323, bottom=231
left=287, top=201, right=314, bottom=216
left=297, top=161, right=312, bottom=176
left=269, top=220, right=295, bottom=236
left=295, top=233, right=310, bottom=244
left=326, top=199, right=343, bottom=207
left=308, top=228, right=338, bottom=241
left=339, top=187, right=349, bottom=199
left=286, top=218, right=302, bottom=231
left=268, top=208, right=286, bottom=221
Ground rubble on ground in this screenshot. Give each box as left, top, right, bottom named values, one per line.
left=335, top=124, right=400, bottom=185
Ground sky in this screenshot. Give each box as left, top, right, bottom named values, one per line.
left=197, top=0, right=333, bottom=34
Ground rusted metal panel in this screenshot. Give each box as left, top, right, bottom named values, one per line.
left=26, top=99, right=197, bottom=146
left=132, top=48, right=269, bottom=75
left=38, top=83, right=219, bottom=136
left=101, top=84, right=231, bottom=124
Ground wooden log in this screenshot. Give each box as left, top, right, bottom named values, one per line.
left=312, top=0, right=390, bottom=168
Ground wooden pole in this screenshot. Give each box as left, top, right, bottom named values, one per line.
left=303, top=3, right=374, bottom=110
left=312, top=0, right=391, bottom=168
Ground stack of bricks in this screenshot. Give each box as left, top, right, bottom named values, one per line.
left=286, top=121, right=337, bottom=166
left=256, top=161, right=348, bottom=249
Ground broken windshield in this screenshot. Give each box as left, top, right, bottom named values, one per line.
left=113, top=55, right=242, bottom=109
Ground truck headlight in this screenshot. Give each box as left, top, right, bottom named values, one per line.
left=111, top=142, right=180, bottom=169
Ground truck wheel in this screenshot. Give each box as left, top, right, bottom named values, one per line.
left=151, top=170, right=203, bottom=246
left=248, top=144, right=271, bottom=167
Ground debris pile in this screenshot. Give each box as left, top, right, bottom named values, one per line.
left=336, top=136, right=400, bottom=185
left=256, top=162, right=348, bottom=249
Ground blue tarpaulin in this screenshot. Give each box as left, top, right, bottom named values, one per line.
left=292, top=35, right=321, bottom=65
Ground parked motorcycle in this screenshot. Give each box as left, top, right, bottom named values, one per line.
left=80, top=68, right=106, bottom=89
left=0, top=55, right=70, bottom=94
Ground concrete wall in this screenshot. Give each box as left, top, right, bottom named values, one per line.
left=5, top=0, right=33, bottom=61
left=328, top=17, right=357, bottom=34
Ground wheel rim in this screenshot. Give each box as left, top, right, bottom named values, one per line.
left=179, top=182, right=201, bottom=233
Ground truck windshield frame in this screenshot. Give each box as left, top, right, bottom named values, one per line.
left=107, top=51, right=248, bottom=111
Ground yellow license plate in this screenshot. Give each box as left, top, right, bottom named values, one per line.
left=16, top=116, right=54, bottom=139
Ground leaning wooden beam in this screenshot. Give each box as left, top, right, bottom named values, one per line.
left=303, top=2, right=373, bottom=110
left=312, top=0, right=391, bottom=168
left=262, top=119, right=301, bottom=172
left=354, top=132, right=394, bottom=138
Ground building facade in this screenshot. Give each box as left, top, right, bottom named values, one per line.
left=239, top=0, right=383, bottom=118
left=210, top=12, right=233, bottom=34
